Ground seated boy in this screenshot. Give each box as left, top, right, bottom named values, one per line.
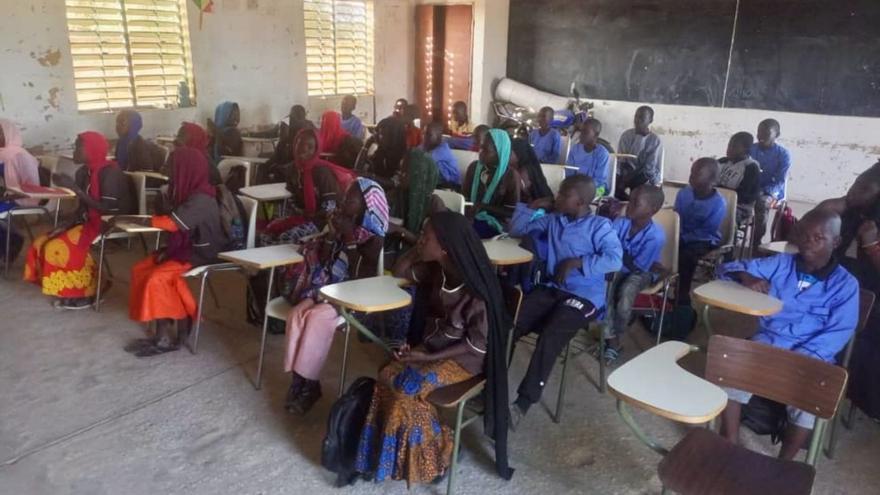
left=615, top=106, right=664, bottom=200
left=750, top=118, right=791, bottom=248
left=718, top=131, right=762, bottom=224
left=340, top=95, right=365, bottom=140
left=448, top=100, right=473, bottom=136
left=529, top=106, right=562, bottom=164
left=602, top=185, right=666, bottom=363
left=508, top=175, right=623, bottom=427
left=675, top=157, right=726, bottom=306
left=422, top=121, right=460, bottom=187
left=566, top=117, right=611, bottom=196
left=716, top=208, right=859, bottom=460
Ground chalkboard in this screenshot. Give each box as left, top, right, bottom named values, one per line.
left=507, top=0, right=880, bottom=117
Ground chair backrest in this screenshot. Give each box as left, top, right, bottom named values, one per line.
left=124, top=171, right=148, bottom=215
left=217, top=158, right=252, bottom=188
left=432, top=189, right=466, bottom=214
left=237, top=195, right=259, bottom=249
left=451, top=149, right=478, bottom=186
left=705, top=335, right=847, bottom=420
left=661, top=183, right=684, bottom=209
left=541, top=163, right=567, bottom=196
left=657, top=148, right=665, bottom=184
left=839, top=290, right=877, bottom=368
left=558, top=134, right=570, bottom=164
left=716, top=187, right=738, bottom=247
left=37, top=155, right=60, bottom=178
left=653, top=208, right=680, bottom=275
left=607, top=154, right=617, bottom=197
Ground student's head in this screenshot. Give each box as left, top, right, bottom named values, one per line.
left=689, top=157, right=720, bottom=195
left=626, top=185, right=664, bottom=222
left=423, top=121, right=444, bottom=150
left=290, top=104, right=307, bottom=123
left=341, top=95, right=357, bottom=116
left=634, top=106, right=654, bottom=135
left=175, top=122, right=209, bottom=151
left=756, top=119, right=780, bottom=149
left=555, top=174, right=596, bottom=218
left=845, top=164, right=880, bottom=211
left=115, top=110, right=142, bottom=138
left=472, top=124, right=490, bottom=150
left=581, top=118, right=602, bottom=146
left=74, top=131, right=109, bottom=168
left=417, top=217, right=446, bottom=263
left=393, top=98, right=408, bottom=117
left=341, top=179, right=367, bottom=221
left=537, top=106, right=554, bottom=131
left=479, top=130, right=500, bottom=170
left=293, top=129, right=319, bottom=163
left=726, top=132, right=754, bottom=161
left=452, top=101, right=468, bottom=123
left=514, top=124, right=529, bottom=141
left=794, top=208, right=842, bottom=268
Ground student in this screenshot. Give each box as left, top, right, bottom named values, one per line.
left=259, top=105, right=316, bottom=183
left=355, top=211, right=513, bottom=485
left=750, top=118, right=791, bottom=248
left=121, top=147, right=227, bottom=357
left=566, top=118, right=611, bottom=196
left=403, top=104, right=422, bottom=149
left=339, top=95, right=365, bottom=140
left=674, top=158, right=726, bottom=306
left=114, top=110, right=164, bottom=173
left=369, top=116, right=408, bottom=180
left=164, top=122, right=222, bottom=185
left=283, top=178, right=388, bottom=414
left=471, top=124, right=490, bottom=152
left=615, top=106, right=664, bottom=200
left=208, top=101, right=243, bottom=161
left=448, top=100, right=473, bottom=136
left=716, top=208, right=859, bottom=460
left=529, top=106, right=562, bottom=164
left=422, top=121, right=460, bottom=187
left=318, top=110, right=349, bottom=156
left=508, top=175, right=622, bottom=426
left=464, top=128, right=521, bottom=238
left=24, top=132, right=136, bottom=309
left=0, top=119, right=40, bottom=260
left=601, top=185, right=666, bottom=363
left=510, top=137, right=553, bottom=204
left=717, top=131, right=761, bottom=224
left=398, top=148, right=440, bottom=235
left=392, top=98, right=408, bottom=119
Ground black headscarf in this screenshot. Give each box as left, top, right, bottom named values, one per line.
left=371, top=117, right=407, bottom=178
left=511, top=137, right=552, bottom=201
left=430, top=210, right=515, bottom=481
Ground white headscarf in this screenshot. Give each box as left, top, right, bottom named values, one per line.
left=0, top=119, right=40, bottom=206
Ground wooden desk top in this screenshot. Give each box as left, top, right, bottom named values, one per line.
left=759, top=241, right=798, bottom=255
left=319, top=275, right=412, bottom=312
left=239, top=182, right=292, bottom=201
left=482, top=237, right=534, bottom=266
left=608, top=341, right=728, bottom=424
left=219, top=244, right=304, bottom=270
left=8, top=186, right=76, bottom=199
left=693, top=279, right=783, bottom=317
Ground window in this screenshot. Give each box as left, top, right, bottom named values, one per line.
left=304, top=0, right=374, bottom=97
left=65, top=0, right=195, bottom=112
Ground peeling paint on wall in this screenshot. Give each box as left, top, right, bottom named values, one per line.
left=33, top=48, right=61, bottom=67
left=48, top=87, right=61, bottom=110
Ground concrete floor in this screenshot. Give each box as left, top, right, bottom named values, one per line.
left=2, top=244, right=879, bottom=495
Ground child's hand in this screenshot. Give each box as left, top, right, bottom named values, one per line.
left=529, top=197, right=553, bottom=210
left=737, top=273, right=770, bottom=294
left=553, top=258, right=582, bottom=285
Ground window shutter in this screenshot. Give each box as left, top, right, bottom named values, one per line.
left=304, top=0, right=374, bottom=97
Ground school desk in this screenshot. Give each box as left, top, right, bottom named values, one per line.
left=482, top=236, right=534, bottom=266
left=608, top=341, right=727, bottom=455
left=221, top=155, right=270, bottom=185
left=1, top=187, right=76, bottom=277
left=137, top=171, right=169, bottom=183
left=155, top=136, right=176, bottom=148
left=239, top=182, right=293, bottom=218
left=693, top=279, right=783, bottom=337
left=93, top=215, right=163, bottom=312
left=319, top=275, right=412, bottom=395
left=241, top=136, right=277, bottom=157
left=758, top=240, right=798, bottom=255
left=218, top=244, right=304, bottom=389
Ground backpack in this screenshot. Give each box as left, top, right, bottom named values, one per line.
left=741, top=395, right=788, bottom=445
left=322, top=376, right=376, bottom=487
left=223, top=164, right=248, bottom=194
left=215, top=184, right=248, bottom=250
left=772, top=204, right=798, bottom=242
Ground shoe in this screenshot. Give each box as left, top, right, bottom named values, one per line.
left=134, top=343, right=179, bottom=357
left=284, top=373, right=306, bottom=412
left=124, top=338, right=157, bottom=353
left=603, top=346, right=622, bottom=366
left=288, top=380, right=322, bottom=415
left=54, top=298, right=93, bottom=310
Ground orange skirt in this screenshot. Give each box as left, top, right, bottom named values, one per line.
left=23, top=225, right=97, bottom=298
left=129, top=257, right=195, bottom=322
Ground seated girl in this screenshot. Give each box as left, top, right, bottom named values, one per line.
left=283, top=178, right=388, bottom=414
left=463, top=129, right=521, bottom=238
left=24, top=132, right=136, bottom=309
left=354, top=211, right=513, bottom=486
left=319, top=110, right=362, bottom=169
left=0, top=119, right=41, bottom=260
left=510, top=137, right=553, bottom=205
left=121, top=147, right=227, bottom=356
left=367, top=117, right=408, bottom=180
left=259, top=128, right=356, bottom=246
left=114, top=110, right=165, bottom=173
left=208, top=101, right=243, bottom=162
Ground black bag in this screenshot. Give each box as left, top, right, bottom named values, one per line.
left=322, top=376, right=376, bottom=487
left=741, top=395, right=788, bottom=445
left=642, top=305, right=697, bottom=341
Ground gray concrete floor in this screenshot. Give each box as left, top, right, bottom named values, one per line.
left=2, top=242, right=879, bottom=495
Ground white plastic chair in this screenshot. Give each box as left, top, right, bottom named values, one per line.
left=558, top=134, right=570, bottom=165
left=217, top=158, right=252, bottom=188
left=607, top=154, right=617, bottom=197
left=540, top=163, right=568, bottom=196
left=638, top=208, right=680, bottom=344
left=433, top=189, right=466, bottom=214
left=451, top=150, right=478, bottom=187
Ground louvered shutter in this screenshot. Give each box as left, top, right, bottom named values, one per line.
left=304, top=0, right=374, bottom=97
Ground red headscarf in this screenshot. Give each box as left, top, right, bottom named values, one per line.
left=179, top=122, right=210, bottom=153
left=318, top=110, right=349, bottom=154
left=293, top=128, right=355, bottom=215
left=164, top=146, right=217, bottom=263
left=78, top=131, right=115, bottom=247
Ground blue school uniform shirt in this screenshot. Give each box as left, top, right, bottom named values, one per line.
left=566, top=144, right=611, bottom=194
left=341, top=115, right=365, bottom=140
left=425, top=141, right=460, bottom=185
left=674, top=186, right=726, bottom=245
left=717, top=254, right=859, bottom=363
left=529, top=128, right=562, bottom=164
left=510, top=203, right=623, bottom=309
left=749, top=142, right=791, bottom=200
left=612, top=217, right=665, bottom=275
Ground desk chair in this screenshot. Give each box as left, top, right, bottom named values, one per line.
left=658, top=335, right=846, bottom=495
left=217, top=158, right=251, bottom=188
left=184, top=195, right=259, bottom=353
left=433, top=189, right=466, bottom=215
left=637, top=208, right=680, bottom=345
left=607, top=154, right=618, bottom=198
left=37, top=154, right=65, bottom=227
left=695, top=188, right=738, bottom=277
left=540, top=163, right=567, bottom=196
left=451, top=149, right=478, bottom=187
left=661, top=182, right=685, bottom=208
left=657, top=148, right=666, bottom=184
left=558, top=134, right=571, bottom=164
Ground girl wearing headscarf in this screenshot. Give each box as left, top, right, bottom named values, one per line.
left=510, top=137, right=553, bottom=204
left=24, top=132, right=136, bottom=309
left=283, top=177, right=388, bottom=415
left=368, top=117, right=408, bottom=180
left=355, top=211, right=514, bottom=486
left=162, top=122, right=220, bottom=185
left=121, top=147, right=226, bottom=357
left=464, top=129, right=521, bottom=238
left=208, top=101, right=243, bottom=161
left=0, top=119, right=41, bottom=259
left=319, top=110, right=362, bottom=169
left=259, top=128, right=357, bottom=246
left=114, top=110, right=164, bottom=173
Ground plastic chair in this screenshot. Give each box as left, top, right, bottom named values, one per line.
left=540, top=163, right=567, bottom=196
left=638, top=209, right=680, bottom=345
left=557, top=134, right=570, bottom=164
left=433, top=189, right=466, bottom=214
left=217, top=158, right=252, bottom=188
left=451, top=149, right=478, bottom=187
left=607, top=154, right=618, bottom=197
left=37, top=154, right=66, bottom=227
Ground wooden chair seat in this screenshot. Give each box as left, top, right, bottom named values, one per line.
left=427, top=375, right=486, bottom=408
left=658, top=428, right=815, bottom=495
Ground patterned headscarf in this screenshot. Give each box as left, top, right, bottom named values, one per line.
left=353, top=177, right=389, bottom=242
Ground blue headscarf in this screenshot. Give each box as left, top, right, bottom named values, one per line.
left=212, top=101, right=238, bottom=160
left=114, top=110, right=142, bottom=170
left=469, top=128, right=511, bottom=234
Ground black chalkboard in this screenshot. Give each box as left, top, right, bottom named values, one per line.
left=507, top=0, right=880, bottom=117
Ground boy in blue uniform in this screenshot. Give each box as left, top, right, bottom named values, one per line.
left=566, top=118, right=611, bottom=196
left=529, top=106, right=562, bottom=164
left=508, top=175, right=623, bottom=427
left=675, top=157, right=726, bottom=305
left=602, top=185, right=666, bottom=363
left=750, top=118, right=792, bottom=248
left=422, top=121, right=460, bottom=187
left=340, top=95, right=365, bottom=140
left=716, top=208, right=859, bottom=460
